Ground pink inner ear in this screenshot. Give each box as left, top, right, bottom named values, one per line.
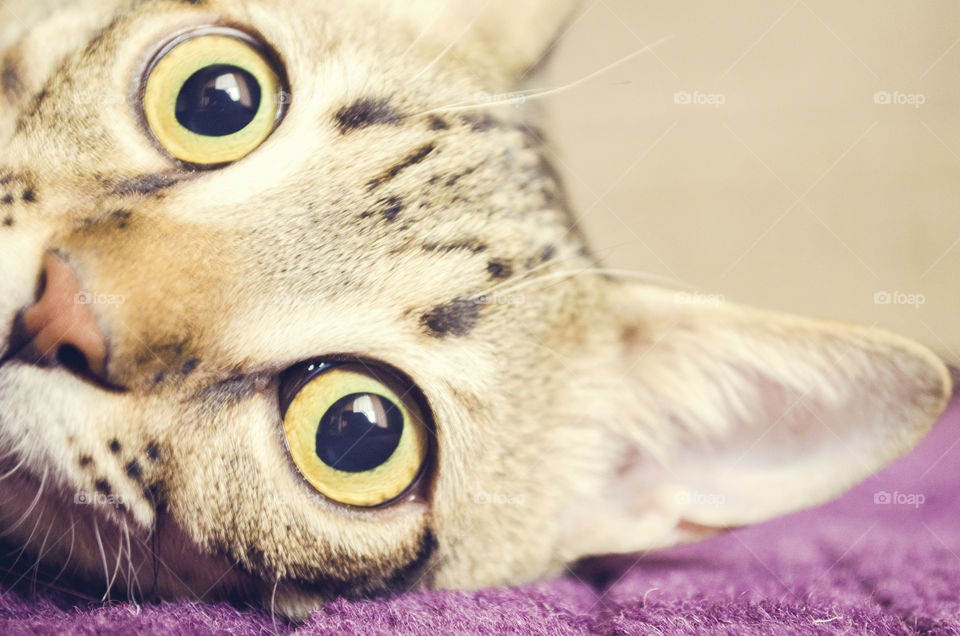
left=603, top=294, right=950, bottom=538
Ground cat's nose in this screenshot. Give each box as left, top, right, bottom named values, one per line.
left=21, top=253, right=108, bottom=379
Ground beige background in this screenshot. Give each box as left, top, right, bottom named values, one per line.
left=545, top=1, right=959, bottom=364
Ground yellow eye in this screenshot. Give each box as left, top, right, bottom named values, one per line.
left=142, top=31, right=285, bottom=165
left=281, top=363, right=430, bottom=508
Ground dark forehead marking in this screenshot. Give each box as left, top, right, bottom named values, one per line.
left=335, top=98, right=402, bottom=134
left=1, top=53, right=23, bottom=100
left=195, top=374, right=267, bottom=414
left=360, top=196, right=405, bottom=222
left=367, top=142, right=437, bottom=190
left=125, top=459, right=143, bottom=481
left=420, top=298, right=480, bottom=338
left=422, top=240, right=486, bottom=254
left=486, top=259, right=513, bottom=280
left=427, top=116, right=449, bottom=130
left=109, top=173, right=186, bottom=197
left=462, top=113, right=499, bottom=132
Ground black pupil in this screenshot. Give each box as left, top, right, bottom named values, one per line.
left=175, top=64, right=262, bottom=137
left=316, top=393, right=404, bottom=473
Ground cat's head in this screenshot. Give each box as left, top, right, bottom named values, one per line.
left=0, top=0, right=950, bottom=618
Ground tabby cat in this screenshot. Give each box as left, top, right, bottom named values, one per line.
left=0, top=0, right=950, bottom=619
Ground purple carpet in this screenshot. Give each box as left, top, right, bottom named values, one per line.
left=1, top=401, right=958, bottom=635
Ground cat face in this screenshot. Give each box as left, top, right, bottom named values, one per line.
left=0, top=0, right=951, bottom=618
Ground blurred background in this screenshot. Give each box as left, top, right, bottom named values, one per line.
left=544, top=1, right=959, bottom=365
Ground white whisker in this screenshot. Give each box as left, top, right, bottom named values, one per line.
left=413, top=36, right=674, bottom=117
left=269, top=577, right=280, bottom=635
left=411, top=0, right=495, bottom=81
left=0, top=467, right=47, bottom=538
left=29, top=511, right=55, bottom=592
left=93, top=517, right=111, bottom=601
left=7, top=509, right=44, bottom=577
left=0, top=456, right=26, bottom=482
left=105, top=519, right=124, bottom=600
left=50, top=514, right=77, bottom=586
left=472, top=266, right=691, bottom=302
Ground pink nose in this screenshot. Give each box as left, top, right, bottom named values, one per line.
left=22, top=253, right=107, bottom=377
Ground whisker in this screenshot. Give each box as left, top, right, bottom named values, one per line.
left=472, top=266, right=693, bottom=303
left=123, top=520, right=144, bottom=604
left=412, top=36, right=674, bottom=118
left=6, top=508, right=44, bottom=579
left=0, top=467, right=47, bottom=538
left=269, top=577, right=280, bottom=635
left=93, top=517, right=111, bottom=601
left=0, top=561, right=98, bottom=602
left=105, top=520, right=124, bottom=600
left=411, top=0, right=495, bottom=80
left=50, top=513, right=77, bottom=586
left=29, top=511, right=55, bottom=594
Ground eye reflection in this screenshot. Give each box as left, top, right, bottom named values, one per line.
left=316, top=393, right=404, bottom=472
left=175, top=64, right=262, bottom=137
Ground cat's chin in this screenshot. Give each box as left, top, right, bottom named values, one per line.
left=0, top=459, right=338, bottom=621
left=0, top=458, right=264, bottom=608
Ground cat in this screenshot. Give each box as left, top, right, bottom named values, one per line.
left=0, top=0, right=951, bottom=620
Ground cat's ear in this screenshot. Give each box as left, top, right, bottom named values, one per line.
left=410, top=0, right=579, bottom=80
left=459, top=0, right=579, bottom=77
left=558, top=285, right=951, bottom=560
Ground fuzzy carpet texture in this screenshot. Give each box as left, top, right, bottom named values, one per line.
left=0, top=400, right=957, bottom=635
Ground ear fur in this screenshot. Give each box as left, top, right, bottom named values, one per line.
left=456, top=0, right=580, bottom=78
left=559, top=285, right=952, bottom=560
left=404, top=0, right=580, bottom=81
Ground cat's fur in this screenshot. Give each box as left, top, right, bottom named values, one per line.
left=0, top=0, right=951, bottom=618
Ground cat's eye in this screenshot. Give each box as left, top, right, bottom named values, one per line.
left=280, top=362, right=430, bottom=508
left=142, top=30, right=286, bottom=165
